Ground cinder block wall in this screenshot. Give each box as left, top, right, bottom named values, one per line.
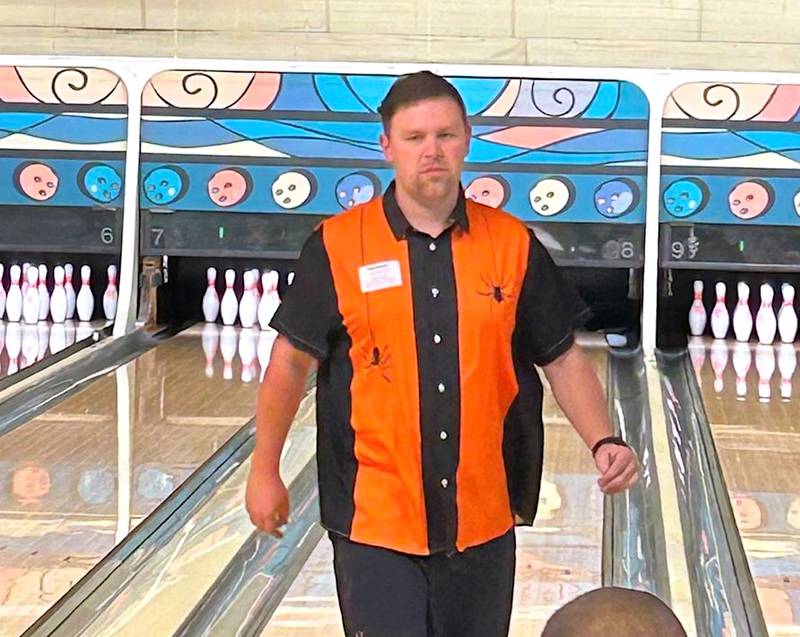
left=0, top=0, right=798, bottom=71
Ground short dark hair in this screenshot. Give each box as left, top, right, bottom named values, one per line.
left=542, top=587, right=687, bottom=637
left=377, top=71, right=468, bottom=131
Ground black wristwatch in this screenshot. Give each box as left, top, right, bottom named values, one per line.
left=591, top=436, right=630, bottom=457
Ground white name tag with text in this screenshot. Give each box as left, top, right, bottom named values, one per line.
left=359, top=260, right=403, bottom=293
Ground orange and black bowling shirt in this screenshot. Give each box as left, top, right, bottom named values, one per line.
left=271, top=182, right=590, bottom=556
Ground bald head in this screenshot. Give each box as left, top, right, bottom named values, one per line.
left=542, top=587, right=687, bottom=637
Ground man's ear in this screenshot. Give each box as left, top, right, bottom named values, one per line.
left=379, top=132, right=392, bottom=161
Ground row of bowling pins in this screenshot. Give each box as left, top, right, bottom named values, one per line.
left=692, top=337, right=796, bottom=401
left=0, top=321, right=95, bottom=376
left=202, top=267, right=293, bottom=329
left=0, top=263, right=118, bottom=324
left=689, top=281, right=798, bottom=344
left=201, top=323, right=276, bottom=383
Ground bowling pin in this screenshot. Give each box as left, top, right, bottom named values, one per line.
left=220, top=325, right=237, bottom=380
left=238, top=270, right=258, bottom=329
left=64, top=263, right=76, bottom=320
left=6, top=322, right=20, bottom=375
left=76, top=265, right=94, bottom=322
left=251, top=269, right=261, bottom=307
left=22, top=267, right=39, bottom=324
left=756, top=283, right=777, bottom=345
left=201, top=322, right=219, bottom=379
left=50, top=266, right=67, bottom=323
left=732, top=282, right=753, bottom=342
left=49, top=322, right=66, bottom=355
left=21, top=262, right=30, bottom=298
left=103, top=265, right=118, bottom=320
left=732, top=342, right=751, bottom=398
left=778, top=342, right=796, bottom=400
left=202, top=267, right=220, bottom=323
left=0, top=263, right=5, bottom=320
left=220, top=269, right=238, bottom=326
left=688, top=280, right=707, bottom=336
left=258, top=330, right=277, bottom=381
left=238, top=327, right=257, bottom=383
left=755, top=344, right=775, bottom=401
left=258, top=271, right=281, bottom=330
left=288, top=271, right=295, bottom=286
left=6, top=265, right=22, bottom=323
left=37, top=264, right=49, bottom=321
left=711, top=282, right=730, bottom=340
left=778, top=283, right=798, bottom=344
left=710, top=338, right=729, bottom=393
left=103, top=264, right=119, bottom=321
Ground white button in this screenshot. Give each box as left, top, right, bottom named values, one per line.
left=440, top=431, right=448, bottom=440
left=440, top=478, right=449, bottom=488
left=432, top=288, right=440, bottom=298
left=437, top=383, right=446, bottom=393
left=429, top=242, right=437, bottom=251
left=433, top=334, right=442, bottom=344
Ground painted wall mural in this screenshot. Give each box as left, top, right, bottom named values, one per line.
left=0, top=66, right=127, bottom=208
left=140, top=71, right=649, bottom=224
left=661, top=83, right=800, bottom=226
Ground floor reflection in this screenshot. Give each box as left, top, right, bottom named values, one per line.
left=690, top=336, right=800, bottom=632
left=0, top=326, right=265, bottom=636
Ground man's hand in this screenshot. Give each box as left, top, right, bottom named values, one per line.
left=246, top=470, right=289, bottom=538
left=594, top=444, right=640, bottom=495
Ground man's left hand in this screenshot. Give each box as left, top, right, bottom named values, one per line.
left=594, top=444, right=640, bottom=495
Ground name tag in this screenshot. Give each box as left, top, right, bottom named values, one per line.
left=359, top=260, right=403, bottom=293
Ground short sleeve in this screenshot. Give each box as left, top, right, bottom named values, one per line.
left=514, top=229, right=592, bottom=366
left=269, top=226, right=341, bottom=360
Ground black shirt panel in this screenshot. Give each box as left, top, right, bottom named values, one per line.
left=316, top=330, right=358, bottom=535
left=269, top=226, right=342, bottom=360
left=514, top=229, right=593, bottom=367
left=407, top=226, right=461, bottom=553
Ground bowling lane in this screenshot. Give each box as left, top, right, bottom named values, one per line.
left=259, top=342, right=608, bottom=637
left=0, top=324, right=267, bottom=636
left=69, top=389, right=317, bottom=637
left=690, top=336, right=800, bottom=634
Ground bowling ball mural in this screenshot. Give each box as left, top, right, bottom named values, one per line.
left=335, top=171, right=380, bottom=210
left=272, top=169, right=316, bottom=210
left=663, top=178, right=709, bottom=218
left=728, top=179, right=773, bottom=220
left=144, top=166, right=189, bottom=206
left=78, top=163, right=122, bottom=204
left=594, top=178, right=639, bottom=218
left=15, top=162, right=59, bottom=201
left=529, top=177, right=574, bottom=217
left=207, top=167, right=252, bottom=207
left=465, top=175, right=510, bottom=209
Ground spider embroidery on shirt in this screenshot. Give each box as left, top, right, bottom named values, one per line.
left=478, top=273, right=515, bottom=304
left=364, top=344, right=392, bottom=382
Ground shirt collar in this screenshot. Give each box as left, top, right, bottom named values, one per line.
left=382, top=181, right=469, bottom=241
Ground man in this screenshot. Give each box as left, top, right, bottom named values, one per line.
left=542, top=587, right=687, bottom=636
left=246, top=70, right=639, bottom=637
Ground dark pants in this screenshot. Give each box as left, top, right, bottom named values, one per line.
left=330, top=529, right=516, bottom=637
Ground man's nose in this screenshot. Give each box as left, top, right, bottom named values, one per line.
left=422, top=135, right=442, bottom=157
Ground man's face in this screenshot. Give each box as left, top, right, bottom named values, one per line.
left=380, top=96, right=470, bottom=204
